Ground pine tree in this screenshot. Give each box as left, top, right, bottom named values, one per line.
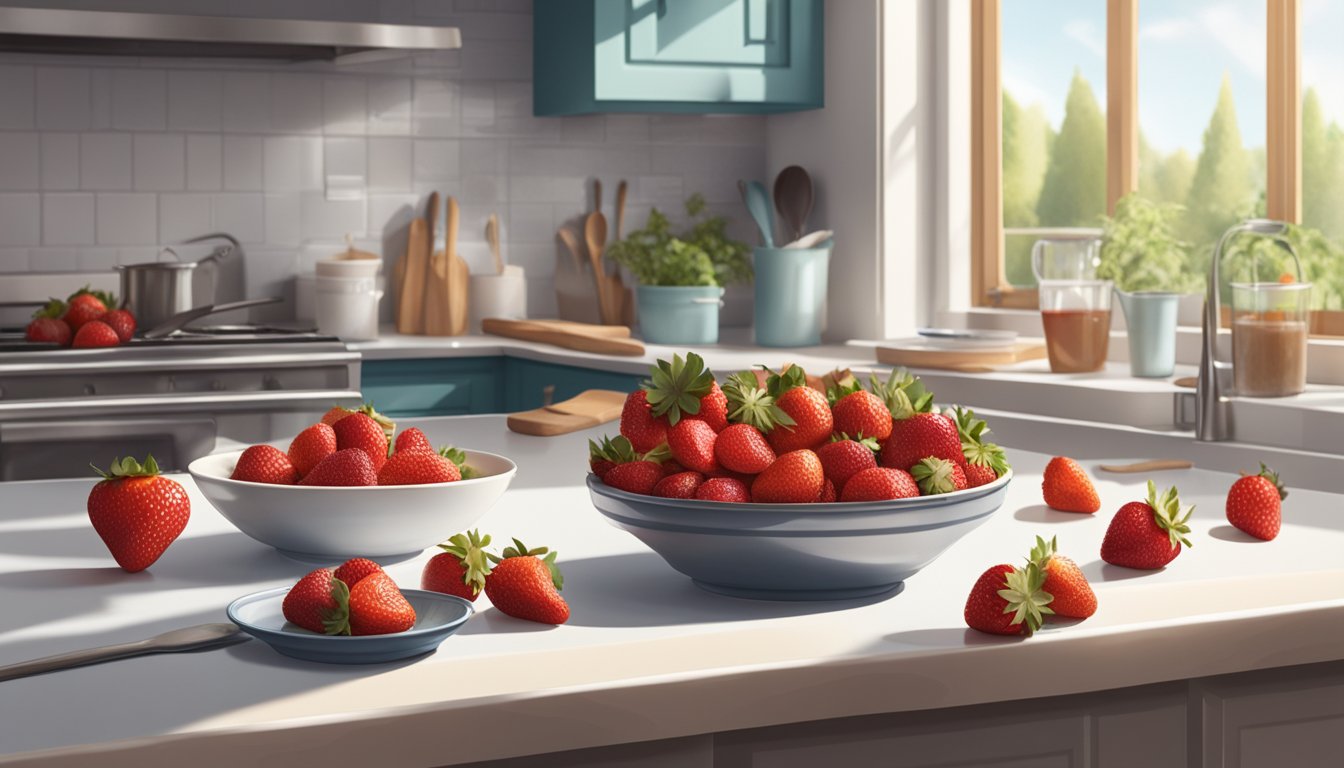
left=1182, top=76, right=1254, bottom=270
left=1002, top=90, right=1053, bottom=286
left=1035, top=70, right=1106, bottom=227
left=1301, top=87, right=1344, bottom=241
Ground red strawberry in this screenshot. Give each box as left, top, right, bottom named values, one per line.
left=839, top=467, right=920, bottom=502
left=288, top=422, right=337, bottom=478
left=1041, top=457, right=1100, bottom=513
left=1029, top=536, right=1096, bottom=619
left=1101, top=481, right=1194, bottom=569
left=818, top=477, right=837, bottom=503
left=72, top=320, right=120, bottom=348
left=62, top=292, right=108, bottom=332
left=654, top=471, right=705, bottom=499
left=230, top=444, right=298, bottom=485
left=698, top=380, right=729, bottom=432
left=299, top=448, right=378, bottom=486
left=831, top=390, right=893, bottom=442
left=751, top=449, right=824, bottom=504
left=588, top=435, right=635, bottom=480
left=881, top=412, right=963, bottom=472
left=422, top=530, right=493, bottom=601
left=666, top=418, right=719, bottom=474
left=485, top=539, right=569, bottom=624
left=1225, top=464, right=1285, bottom=541
left=603, top=460, right=664, bottom=495
left=695, top=476, right=750, bottom=502
left=619, top=389, right=668, bottom=453
left=816, top=437, right=878, bottom=492
left=377, top=448, right=460, bottom=485
left=86, top=455, right=191, bottom=573
left=965, top=464, right=998, bottom=488
left=348, top=571, right=416, bottom=636
left=321, top=406, right=354, bottom=426
left=955, top=406, right=1010, bottom=488
left=334, top=412, right=389, bottom=473
left=714, top=423, right=776, bottom=474
left=99, top=309, right=136, bottom=342
left=25, top=316, right=72, bottom=346
left=641, top=352, right=719, bottom=429
left=964, top=562, right=1053, bottom=636
left=394, top=427, right=433, bottom=454
left=334, top=557, right=383, bottom=589
left=911, top=457, right=968, bottom=495
left=282, top=568, right=348, bottom=634
left=767, top=385, right=833, bottom=453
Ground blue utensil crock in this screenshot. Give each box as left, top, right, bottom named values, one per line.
left=753, top=244, right=831, bottom=347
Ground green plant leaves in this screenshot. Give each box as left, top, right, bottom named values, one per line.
left=605, top=194, right=752, bottom=288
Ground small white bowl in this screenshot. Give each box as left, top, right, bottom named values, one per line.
left=189, top=449, right=516, bottom=560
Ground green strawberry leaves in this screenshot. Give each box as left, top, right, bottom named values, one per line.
left=643, top=352, right=715, bottom=426
left=1250, top=462, right=1288, bottom=501
left=1145, top=480, right=1194, bottom=549
left=954, top=405, right=1010, bottom=476
left=491, top=538, right=564, bottom=591
left=91, top=454, right=162, bottom=480
left=589, top=434, right=638, bottom=464
left=323, top=576, right=353, bottom=636
left=437, top=529, right=494, bottom=595
left=998, top=562, right=1054, bottom=634
left=868, top=369, right=933, bottom=420
left=722, top=371, right=795, bottom=432
left=911, top=457, right=960, bottom=495
left=437, top=445, right=479, bottom=479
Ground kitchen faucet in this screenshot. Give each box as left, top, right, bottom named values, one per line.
left=1196, top=219, right=1297, bottom=441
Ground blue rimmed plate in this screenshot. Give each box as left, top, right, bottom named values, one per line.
left=227, top=587, right=474, bottom=664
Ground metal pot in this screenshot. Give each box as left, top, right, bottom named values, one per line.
left=116, top=236, right=236, bottom=328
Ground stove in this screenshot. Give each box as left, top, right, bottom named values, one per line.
left=0, top=326, right=363, bottom=480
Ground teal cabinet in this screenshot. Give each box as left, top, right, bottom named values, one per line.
left=503, top=358, right=645, bottom=412
left=534, top=0, right=823, bottom=116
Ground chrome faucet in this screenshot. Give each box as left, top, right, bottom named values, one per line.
left=1196, top=219, right=1297, bottom=441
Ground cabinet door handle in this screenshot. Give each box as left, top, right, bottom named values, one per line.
left=542, top=384, right=556, bottom=407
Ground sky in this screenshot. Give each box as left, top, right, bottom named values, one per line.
left=1002, top=0, right=1269, bottom=155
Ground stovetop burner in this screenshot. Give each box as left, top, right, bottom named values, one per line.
left=0, top=324, right=340, bottom=352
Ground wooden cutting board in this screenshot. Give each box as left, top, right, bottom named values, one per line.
left=874, top=340, right=1047, bottom=371
left=396, top=218, right=429, bottom=334
left=506, top=389, right=627, bottom=436
left=482, top=318, right=645, bottom=356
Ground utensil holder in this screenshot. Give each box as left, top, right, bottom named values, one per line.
left=1115, top=290, right=1179, bottom=378
left=469, top=271, right=527, bottom=333
left=753, top=244, right=830, bottom=347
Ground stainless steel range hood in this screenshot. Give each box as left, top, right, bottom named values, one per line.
left=0, top=6, right=461, bottom=62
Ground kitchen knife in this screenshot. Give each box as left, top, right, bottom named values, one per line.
left=0, top=623, right=248, bottom=683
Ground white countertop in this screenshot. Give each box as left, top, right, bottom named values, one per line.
left=2, top=415, right=1343, bottom=767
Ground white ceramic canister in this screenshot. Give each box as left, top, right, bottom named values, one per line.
left=468, top=267, right=527, bottom=332
left=316, top=275, right=383, bottom=340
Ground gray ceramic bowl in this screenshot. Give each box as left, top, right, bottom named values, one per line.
left=587, top=471, right=1011, bottom=601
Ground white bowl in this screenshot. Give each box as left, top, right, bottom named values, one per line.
left=189, top=448, right=516, bottom=560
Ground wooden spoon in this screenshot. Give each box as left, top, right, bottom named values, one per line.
left=615, top=179, right=628, bottom=242
left=557, top=226, right=585, bottom=272
left=585, top=211, right=612, bottom=324
left=773, top=165, right=813, bottom=243
left=486, top=213, right=503, bottom=275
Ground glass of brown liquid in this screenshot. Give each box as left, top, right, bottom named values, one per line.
left=1231, top=281, right=1311, bottom=397
left=1039, top=280, right=1113, bottom=372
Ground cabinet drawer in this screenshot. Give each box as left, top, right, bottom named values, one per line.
left=360, top=358, right=504, bottom=417
left=503, top=358, right=645, bottom=413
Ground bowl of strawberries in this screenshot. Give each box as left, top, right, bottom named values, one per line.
left=190, top=405, right=516, bottom=560
left=586, top=354, right=1012, bottom=601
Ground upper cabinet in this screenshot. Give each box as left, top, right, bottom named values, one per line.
left=534, top=0, right=824, bottom=116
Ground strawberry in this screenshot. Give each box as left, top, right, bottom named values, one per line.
left=62, top=292, right=109, bottom=332
left=751, top=449, right=824, bottom=504
left=86, top=455, right=190, bottom=573
left=831, top=390, right=893, bottom=443
left=955, top=406, right=1010, bottom=488
left=377, top=448, right=460, bottom=485
left=288, top=422, right=337, bottom=478
left=348, top=571, right=416, bottom=636
left=816, top=436, right=879, bottom=492
left=282, top=568, right=348, bottom=634
left=1041, top=456, right=1100, bottom=513
left=964, top=562, right=1053, bottom=636
left=722, top=370, right=795, bottom=432
left=485, top=539, right=569, bottom=624
left=881, top=412, right=963, bottom=472
left=667, top=418, right=719, bottom=474
left=334, top=557, right=384, bottom=589
left=868, top=369, right=935, bottom=423
left=695, top=476, right=750, bottom=502
left=72, top=320, right=120, bottom=348
left=437, top=445, right=479, bottom=479
left=818, top=477, right=837, bottom=503
left=619, top=389, right=668, bottom=453
left=654, top=471, right=705, bottom=499
left=334, top=412, right=389, bottom=473
left=321, top=406, right=354, bottom=426
left=603, top=460, right=664, bottom=495
left=1101, top=481, right=1194, bottom=569
left=714, top=423, right=776, bottom=474
left=322, top=403, right=395, bottom=439
left=422, top=530, right=493, bottom=601
left=299, top=448, right=378, bottom=486
left=1028, top=536, right=1096, bottom=619
left=766, top=367, right=834, bottom=453
left=589, top=435, right=635, bottom=479
left=698, top=380, right=729, bottom=432
left=99, top=309, right=136, bottom=342
left=642, top=352, right=718, bottom=428
left=839, top=467, right=920, bottom=502
left=24, top=316, right=72, bottom=346
left=911, top=457, right=968, bottom=495
left=1225, top=463, right=1286, bottom=541
left=394, top=427, right=433, bottom=454
left=230, top=444, right=298, bottom=485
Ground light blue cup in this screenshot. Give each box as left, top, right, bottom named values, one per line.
left=753, top=245, right=831, bottom=347
left=1115, top=290, right=1180, bottom=378
left=636, top=285, right=724, bottom=345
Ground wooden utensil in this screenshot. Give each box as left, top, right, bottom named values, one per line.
left=615, top=179, right=628, bottom=241
left=396, top=217, right=430, bottom=334
left=422, top=194, right=452, bottom=335
left=1098, top=459, right=1194, bottom=473
left=773, top=165, right=814, bottom=243
left=506, top=389, right=628, bottom=436
left=446, top=197, right=469, bottom=336
left=482, top=318, right=644, bottom=356
left=593, top=178, right=603, bottom=214
left=486, top=214, right=503, bottom=275
left=585, top=211, right=614, bottom=324
left=557, top=226, right=585, bottom=272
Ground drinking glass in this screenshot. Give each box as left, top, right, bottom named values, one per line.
left=1039, top=279, right=1113, bottom=373
left=1230, top=282, right=1311, bottom=397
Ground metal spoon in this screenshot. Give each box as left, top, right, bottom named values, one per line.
left=773, top=165, right=813, bottom=243
left=0, top=624, right=248, bottom=683
left=738, top=179, right=775, bottom=248
left=141, top=297, right=283, bottom=339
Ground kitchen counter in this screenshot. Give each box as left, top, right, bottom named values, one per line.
left=2, top=415, right=1343, bottom=767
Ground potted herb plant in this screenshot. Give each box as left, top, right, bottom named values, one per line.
left=1098, top=193, right=1193, bottom=377
left=606, top=194, right=752, bottom=344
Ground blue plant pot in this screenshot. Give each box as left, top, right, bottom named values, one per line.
left=1115, top=290, right=1180, bottom=378
left=636, top=285, right=724, bottom=345
left=753, top=245, right=831, bottom=347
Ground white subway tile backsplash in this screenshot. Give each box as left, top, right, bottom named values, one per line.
left=507, top=203, right=556, bottom=244
left=0, top=247, right=27, bottom=271
left=0, top=194, right=40, bottom=247
left=89, top=69, right=112, bottom=130
left=301, top=192, right=366, bottom=239
left=112, top=70, right=168, bottom=131
left=212, top=193, right=264, bottom=244
left=168, top=71, right=224, bottom=132
left=605, top=115, right=651, bottom=144
left=324, top=77, right=367, bottom=135
left=367, top=137, right=412, bottom=191
left=367, top=193, right=419, bottom=239
left=80, top=134, right=133, bottom=191
left=368, top=78, right=412, bottom=136
left=263, top=193, right=301, bottom=246
left=96, top=194, right=157, bottom=245
left=79, top=247, right=120, bottom=271
left=412, top=139, right=459, bottom=182
left=0, top=66, right=35, bottom=130
left=133, top=134, right=186, bottom=191
left=0, top=133, right=39, bottom=190
left=187, top=135, right=223, bottom=191
left=221, top=72, right=270, bottom=133
left=271, top=74, right=324, bottom=134
left=40, top=134, right=79, bottom=190
left=35, top=68, right=90, bottom=130
left=324, top=137, right=366, bottom=178
left=42, top=193, right=95, bottom=246
left=413, top=78, right=458, bottom=136
left=159, top=194, right=213, bottom=244
left=263, top=136, right=322, bottom=191
left=30, top=247, right=81, bottom=272
left=223, top=136, right=263, bottom=191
